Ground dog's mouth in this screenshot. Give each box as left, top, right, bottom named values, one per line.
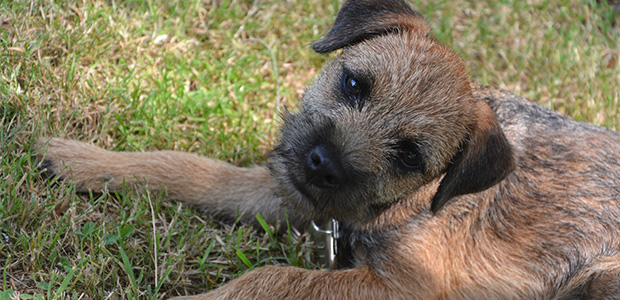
left=289, top=174, right=318, bottom=205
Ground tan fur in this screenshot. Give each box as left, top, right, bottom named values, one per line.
left=36, top=0, right=620, bottom=299
left=37, top=138, right=283, bottom=226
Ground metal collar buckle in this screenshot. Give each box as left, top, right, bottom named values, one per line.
left=309, top=219, right=340, bottom=269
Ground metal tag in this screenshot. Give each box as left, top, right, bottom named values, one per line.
left=309, top=219, right=340, bottom=269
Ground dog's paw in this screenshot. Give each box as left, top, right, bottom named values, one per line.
left=35, top=138, right=66, bottom=180
left=36, top=155, right=63, bottom=181
left=34, top=137, right=108, bottom=187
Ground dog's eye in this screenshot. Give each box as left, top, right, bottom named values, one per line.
left=395, top=142, right=423, bottom=171
left=400, top=150, right=421, bottom=169
left=344, top=75, right=362, bottom=99
left=339, top=66, right=371, bottom=108
left=341, top=71, right=367, bottom=107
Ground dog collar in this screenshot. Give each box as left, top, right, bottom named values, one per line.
left=309, top=219, right=341, bottom=269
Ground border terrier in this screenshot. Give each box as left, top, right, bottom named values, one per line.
left=36, top=0, right=620, bottom=299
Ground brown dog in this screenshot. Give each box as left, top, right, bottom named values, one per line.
left=36, top=0, right=620, bottom=299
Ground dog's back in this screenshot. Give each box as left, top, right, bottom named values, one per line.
left=474, top=84, right=620, bottom=297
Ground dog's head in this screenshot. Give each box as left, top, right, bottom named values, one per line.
left=269, top=0, right=515, bottom=227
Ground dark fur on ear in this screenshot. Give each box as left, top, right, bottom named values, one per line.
left=312, top=0, right=430, bottom=54
left=430, top=102, right=516, bottom=213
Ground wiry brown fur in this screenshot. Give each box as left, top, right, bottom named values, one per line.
left=36, top=0, right=620, bottom=299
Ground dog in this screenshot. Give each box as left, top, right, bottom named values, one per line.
left=36, top=0, right=620, bottom=299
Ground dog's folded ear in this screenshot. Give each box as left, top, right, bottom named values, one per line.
left=430, top=102, right=516, bottom=213
left=312, top=0, right=430, bottom=54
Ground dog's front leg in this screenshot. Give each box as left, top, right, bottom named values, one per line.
left=171, top=265, right=398, bottom=300
left=35, top=138, right=284, bottom=226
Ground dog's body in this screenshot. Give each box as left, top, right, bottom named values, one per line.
left=37, top=0, right=620, bottom=299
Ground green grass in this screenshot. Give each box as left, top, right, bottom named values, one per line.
left=1, top=0, right=619, bottom=298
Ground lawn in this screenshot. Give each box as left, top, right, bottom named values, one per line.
left=1, top=0, right=619, bottom=299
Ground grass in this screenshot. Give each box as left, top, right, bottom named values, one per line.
left=1, top=0, right=619, bottom=298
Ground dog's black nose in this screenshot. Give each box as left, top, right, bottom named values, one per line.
left=305, top=145, right=343, bottom=189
